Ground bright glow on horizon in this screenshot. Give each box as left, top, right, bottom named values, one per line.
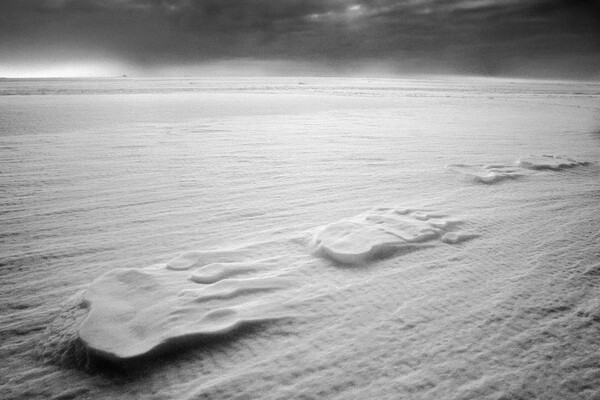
left=0, top=60, right=128, bottom=78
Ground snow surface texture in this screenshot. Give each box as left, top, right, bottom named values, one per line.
left=2, top=78, right=600, bottom=400
left=79, top=152, right=589, bottom=360
left=79, top=152, right=588, bottom=361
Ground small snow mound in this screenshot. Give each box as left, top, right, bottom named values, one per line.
left=411, top=211, right=447, bottom=220
left=166, top=250, right=247, bottom=271
left=428, top=218, right=461, bottom=229
left=441, top=232, right=479, bottom=244
left=411, top=211, right=430, bottom=221
left=311, top=208, right=474, bottom=265
left=79, top=258, right=293, bottom=361
left=516, top=155, right=589, bottom=171
left=447, top=163, right=523, bottom=184
left=189, top=259, right=274, bottom=284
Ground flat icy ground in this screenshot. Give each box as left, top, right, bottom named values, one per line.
left=1, top=77, right=600, bottom=400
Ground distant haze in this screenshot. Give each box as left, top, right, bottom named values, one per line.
left=1, top=0, right=599, bottom=79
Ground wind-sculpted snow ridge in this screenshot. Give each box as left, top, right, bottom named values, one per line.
left=448, top=155, right=590, bottom=184
left=447, top=163, right=524, bottom=184
left=310, top=207, right=478, bottom=265
left=78, top=255, right=295, bottom=361
left=516, top=154, right=590, bottom=170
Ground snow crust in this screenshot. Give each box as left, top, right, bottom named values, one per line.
left=311, top=207, right=472, bottom=264
left=79, top=257, right=292, bottom=360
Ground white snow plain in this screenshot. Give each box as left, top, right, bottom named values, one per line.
left=1, top=77, right=600, bottom=400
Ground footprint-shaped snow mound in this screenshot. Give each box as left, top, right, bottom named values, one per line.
left=516, top=155, right=589, bottom=170
left=447, top=163, right=524, bottom=184
left=78, top=255, right=293, bottom=361
left=310, top=207, right=477, bottom=265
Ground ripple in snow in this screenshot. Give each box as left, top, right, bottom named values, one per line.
left=78, top=256, right=293, bottom=361
left=310, top=207, right=477, bottom=265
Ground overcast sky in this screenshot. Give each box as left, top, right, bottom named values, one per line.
left=0, top=0, right=598, bottom=78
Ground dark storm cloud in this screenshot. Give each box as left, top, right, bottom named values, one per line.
left=0, top=0, right=599, bottom=78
